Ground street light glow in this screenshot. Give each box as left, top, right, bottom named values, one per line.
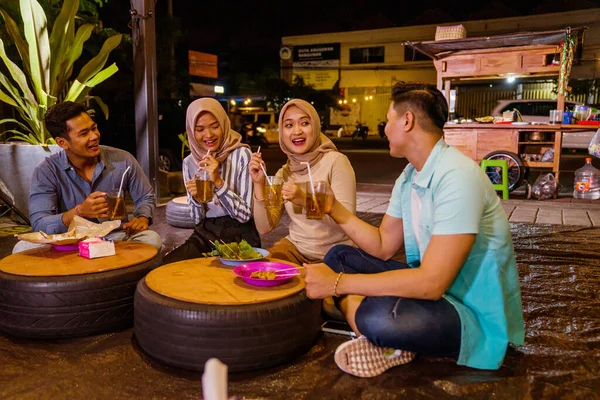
left=214, top=85, right=224, bottom=94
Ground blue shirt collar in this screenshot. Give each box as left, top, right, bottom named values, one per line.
left=56, top=147, right=106, bottom=171
left=400, top=137, right=448, bottom=189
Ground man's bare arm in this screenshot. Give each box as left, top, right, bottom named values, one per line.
left=329, top=234, right=476, bottom=300
left=328, top=199, right=405, bottom=260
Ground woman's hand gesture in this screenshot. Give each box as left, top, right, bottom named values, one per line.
left=199, top=154, right=223, bottom=188
left=249, top=153, right=266, bottom=185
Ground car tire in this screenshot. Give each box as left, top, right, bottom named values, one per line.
left=159, top=149, right=179, bottom=172
left=0, top=255, right=161, bottom=339
left=165, top=196, right=196, bottom=229
left=134, top=279, right=323, bottom=372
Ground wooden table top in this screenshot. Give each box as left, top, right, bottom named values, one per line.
left=0, top=242, right=158, bottom=277
left=146, top=257, right=305, bottom=306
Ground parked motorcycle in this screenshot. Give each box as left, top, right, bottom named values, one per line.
left=352, top=122, right=369, bottom=140
left=377, top=121, right=386, bottom=139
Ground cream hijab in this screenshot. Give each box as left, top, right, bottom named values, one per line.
left=186, top=97, right=249, bottom=165
left=278, top=99, right=338, bottom=175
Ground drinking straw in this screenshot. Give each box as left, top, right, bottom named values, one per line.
left=260, top=164, right=272, bottom=186
left=111, top=165, right=131, bottom=220
left=301, top=161, right=320, bottom=214
left=117, top=165, right=131, bottom=198
left=197, top=149, right=210, bottom=173
left=255, top=146, right=273, bottom=186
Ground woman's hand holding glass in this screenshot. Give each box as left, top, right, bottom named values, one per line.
left=185, top=179, right=198, bottom=198
left=281, top=182, right=304, bottom=207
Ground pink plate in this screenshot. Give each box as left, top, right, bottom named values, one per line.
left=233, top=262, right=299, bottom=287
left=51, top=243, right=80, bottom=251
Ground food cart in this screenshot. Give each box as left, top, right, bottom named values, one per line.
left=405, top=27, right=595, bottom=192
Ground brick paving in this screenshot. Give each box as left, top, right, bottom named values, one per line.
left=356, top=183, right=600, bottom=227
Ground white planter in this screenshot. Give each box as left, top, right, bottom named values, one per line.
left=0, top=143, right=61, bottom=219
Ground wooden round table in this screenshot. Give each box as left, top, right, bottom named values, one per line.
left=145, top=256, right=304, bottom=305
left=0, top=242, right=160, bottom=339
left=0, top=241, right=158, bottom=276
left=134, top=256, right=323, bottom=372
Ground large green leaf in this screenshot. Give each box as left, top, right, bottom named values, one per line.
left=85, top=62, right=118, bottom=87
left=0, top=74, right=28, bottom=111
left=0, top=87, right=19, bottom=107
left=49, top=0, right=78, bottom=94
left=85, top=95, right=109, bottom=119
left=55, top=23, right=93, bottom=94
left=0, top=9, right=31, bottom=77
left=66, top=62, right=118, bottom=102
left=74, top=34, right=122, bottom=84
left=64, top=79, right=87, bottom=102
left=0, top=39, right=36, bottom=105
left=20, top=0, right=51, bottom=104
left=0, top=118, right=33, bottom=133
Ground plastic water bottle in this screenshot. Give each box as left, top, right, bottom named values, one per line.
left=573, top=158, right=600, bottom=200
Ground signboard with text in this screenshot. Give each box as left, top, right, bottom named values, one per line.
left=188, top=50, right=218, bottom=78
left=293, top=43, right=340, bottom=67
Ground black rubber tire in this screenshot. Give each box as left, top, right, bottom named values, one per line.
left=165, top=197, right=196, bottom=229
left=134, top=279, right=323, bottom=372
left=159, top=148, right=180, bottom=172
left=482, top=150, right=526, bottom=192
left=0, top=255, right=161, bottom=339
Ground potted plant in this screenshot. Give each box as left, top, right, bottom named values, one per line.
left=0, top=0, right=122, bottom=218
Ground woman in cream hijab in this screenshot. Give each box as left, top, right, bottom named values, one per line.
left=249, top=99, right=356, bottom=265
left=162, top=98, right=260, bottom=264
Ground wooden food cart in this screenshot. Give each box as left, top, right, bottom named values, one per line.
left=406, top=28, right=591, bottom=191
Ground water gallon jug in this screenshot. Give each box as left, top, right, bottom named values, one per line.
left=573, top=157, right=600, bottom=200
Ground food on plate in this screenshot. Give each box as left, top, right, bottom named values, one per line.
left=475, top=116, right=494, bottom=123
left=250, top=270, right=278, bottom=280
left=203, top=239, right=262, bottom=260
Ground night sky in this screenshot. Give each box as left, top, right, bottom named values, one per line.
left=98, top=0, right=599, bottom=82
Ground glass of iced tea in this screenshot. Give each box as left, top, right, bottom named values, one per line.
left=305, top=181, right=327, bottom=219
left=107, top=189, right=126, bottom=220
left=195, top=170, right=214, bottom=203
left=264, top=176, right=283, bottom=209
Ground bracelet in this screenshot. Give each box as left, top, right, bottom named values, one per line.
left=75, top=205, right=83, bottom=217
left=333, top=272, right=344, bottom=297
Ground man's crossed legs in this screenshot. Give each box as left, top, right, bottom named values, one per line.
left=323, top=244, right=462, bottom=377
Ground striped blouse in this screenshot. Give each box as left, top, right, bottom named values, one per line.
left=182, top=147, right=253, bottom=224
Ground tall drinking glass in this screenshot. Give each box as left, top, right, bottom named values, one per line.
left=195, top=170, right=214, bottom=203
left=264, top=176, right=283, bottom=209
left=305, top=181, right=327, bottom=220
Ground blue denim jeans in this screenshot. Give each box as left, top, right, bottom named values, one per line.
left=324, top=244, right=461, bottom=357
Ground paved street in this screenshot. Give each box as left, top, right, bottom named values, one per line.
left=259, top=134, right=600, bottom=227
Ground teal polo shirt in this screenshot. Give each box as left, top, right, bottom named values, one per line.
left=386, top=138, right=525, bottom=370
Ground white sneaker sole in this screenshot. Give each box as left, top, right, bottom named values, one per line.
left=334, top=336, right=416, bottom=378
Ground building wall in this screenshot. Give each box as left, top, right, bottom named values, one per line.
left=281, top=8, right=600, bottom=131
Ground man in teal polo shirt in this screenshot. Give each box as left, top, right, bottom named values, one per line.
left=303, top=82, right=525, bottom=378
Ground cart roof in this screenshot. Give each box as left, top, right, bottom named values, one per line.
left=405, top=27, right=587, bottom=60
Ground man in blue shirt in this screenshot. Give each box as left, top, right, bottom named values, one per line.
left=12, top=101, right=162, bottom=253
left=303, top=82, right=525, bottom=377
